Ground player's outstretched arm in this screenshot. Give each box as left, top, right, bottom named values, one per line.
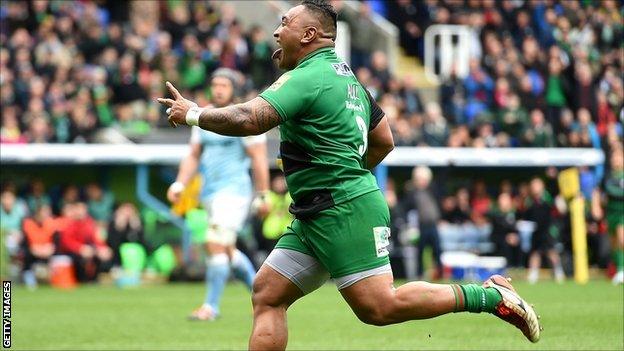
left=157, top=81, right=281, bottom=136
left=366, top=115, right=394, bottom=170
left=195, top=97, right=281, bottom=136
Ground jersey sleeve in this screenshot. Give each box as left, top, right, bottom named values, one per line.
left=364, top=88, right=385, bottom=130
left=259, top=69, right=321, bottom=122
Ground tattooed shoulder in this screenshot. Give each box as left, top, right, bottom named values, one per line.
left=249, top=97, right=281, bottom=133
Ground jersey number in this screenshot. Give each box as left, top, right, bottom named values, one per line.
left=356, top=116, right=368, bottom=157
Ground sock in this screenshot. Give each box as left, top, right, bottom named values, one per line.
left=451, top=284, right=502, bottom=314
left=528, top=268, right=539, bottom=283
left=614, top=249, right=624, bottom=272
left=231, top=249, right=256, bottom=290
left=204, top=253, right=230, bottom=315
left=554, top=263, right=565, bottom=279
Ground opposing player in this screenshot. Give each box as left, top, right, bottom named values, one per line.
left=167, top=68, right=270, bottom=321
left=158, top=0, right=541, bottom=347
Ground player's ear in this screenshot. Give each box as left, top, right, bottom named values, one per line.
left=301, top=26, right=317, bottom=44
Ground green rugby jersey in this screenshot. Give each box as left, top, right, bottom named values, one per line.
left=260, top=47, right=384, bottom=218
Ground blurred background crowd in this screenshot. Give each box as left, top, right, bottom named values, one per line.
left=1, top=0, right=623, bottom=285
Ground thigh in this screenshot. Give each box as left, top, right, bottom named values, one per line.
left=303, top=191, right=391, bottom=279
left=339, top=272, right=395, bottom=315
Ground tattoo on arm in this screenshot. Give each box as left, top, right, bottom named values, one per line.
left=197, top=97, right=281, bottom=136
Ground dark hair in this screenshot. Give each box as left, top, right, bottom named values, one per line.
left=301, top=0, right=337, bottom=40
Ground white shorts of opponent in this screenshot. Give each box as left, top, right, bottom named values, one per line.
left=202, top=191, right=251, bottom=246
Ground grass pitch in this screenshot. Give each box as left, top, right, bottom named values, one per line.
left=10, top=279, right=624, bottom=350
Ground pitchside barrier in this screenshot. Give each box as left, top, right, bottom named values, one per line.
left=1, top=144, right=604, bottom=282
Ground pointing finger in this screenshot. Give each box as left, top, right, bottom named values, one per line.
left=166, top=81, right=182, bottom=99
left=157, top=98, right=174, bottom=107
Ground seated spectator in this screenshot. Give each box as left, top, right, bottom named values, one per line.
left=106, top=202, right=147, bottom=267
left=26, top=179, right=51, bottom=214
left=85, top=182, right=115, bottom=230
left=489, top=193, right=523, bottom=268
left=1, top=187, right=28, bottom=259
left=58, top=202, right=112, bottom=282
left=21, top=204, right=58, bottom=288
left=58, top=185, right=81, bottom=213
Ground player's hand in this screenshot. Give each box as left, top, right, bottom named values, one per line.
left=251, top=192, right=271, bottom=219
left=157, top=81, right=197, bottom=128
left=167, top=182, right=185, bottom=204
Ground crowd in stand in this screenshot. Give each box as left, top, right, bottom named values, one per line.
left=0, top=180, right=150, bottom=287
left=0, top=0, right=277, bottom=142
left=1, top=1, right=621, bottom=152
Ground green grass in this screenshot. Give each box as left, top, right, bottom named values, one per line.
left=10, top=280, right=624, bottom=350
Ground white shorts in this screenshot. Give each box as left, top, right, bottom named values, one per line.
left=264, top=248, right=392, bottom=294
left=202, top=192, right=251, bottom=246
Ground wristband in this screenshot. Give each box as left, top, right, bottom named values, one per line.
left=170, top=181, right=185, bottom=193
left=186, top=106, right=201, bottom=126
left=251, top=191, right=269, bottom=212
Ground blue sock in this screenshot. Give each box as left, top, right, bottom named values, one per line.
left=231, top=249, right=256, bottom=290
left=204, top=253, right=230, bottom=315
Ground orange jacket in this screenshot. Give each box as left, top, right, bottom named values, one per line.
left=22, top=218, right=57, bottom=247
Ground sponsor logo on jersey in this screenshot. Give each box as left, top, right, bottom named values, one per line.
left=346, top=101, right=364, bottom=112
left=332, top=62, right=353, bottom=76
left=373, top=227, right=391, bottom=257
left=268, top=74, right=291, bottom=91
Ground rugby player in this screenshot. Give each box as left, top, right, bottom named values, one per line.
left=158, top=0, right=541, bottom=348
left=167, top=68, right=270, bottom=321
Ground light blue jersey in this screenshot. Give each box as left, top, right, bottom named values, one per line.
left=190, top=126, right=264, bottom=202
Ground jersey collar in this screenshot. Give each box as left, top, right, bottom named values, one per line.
left=296, top=46, right=335, bottom=67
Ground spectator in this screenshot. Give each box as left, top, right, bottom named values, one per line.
left=522, top=109, right=555, bottom=147
left=403, top=166, right=442, bottom=280
left=58, top=185, right=80, bottom=214
left=497, top=94, right=528, bottom=144
left=524, top=178, right=565, bottom=284
left=422, top=102, right=449, bottom=146
left=58, top=202, right=112, bottom=282
left=0, top=187, right=28, bottom=259
left=341, top=1, right=377, bottom=70
left=85, top=182, right=115, bottom=227
left=21, top=204, right=57, bottom=288
left=106, top=202, right=147, bottom=267
left=0, top=106, right=27, bottom=144
left=26, top=179, right=51, bottom=214
left=247, top=25, right=276, bottom=89
left=544, top=56, right=569, bottom=134
left=489, top=193, right=522, bottom=268
left=260, top=175, right=293, bottom=252
left=596, top=91, right=617, bottom=138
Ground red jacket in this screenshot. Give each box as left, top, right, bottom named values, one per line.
left=59, top=217, right=106, bottom=254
